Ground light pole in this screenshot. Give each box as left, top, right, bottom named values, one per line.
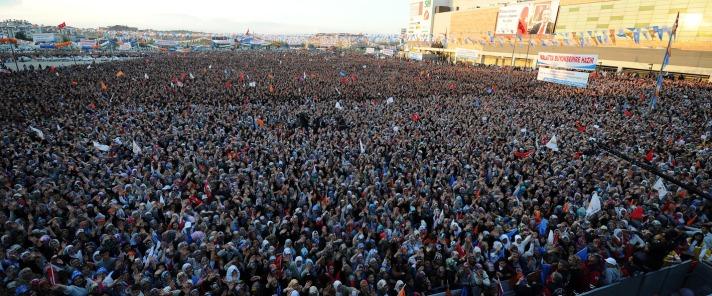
left=524, top=33, right=533, bottom=69
left=4, top=28, right=20, bottom=72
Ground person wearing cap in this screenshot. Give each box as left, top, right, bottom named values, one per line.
left=603, top=257, right=621, bottom=285
left=52, top=270, right=88, bottom=296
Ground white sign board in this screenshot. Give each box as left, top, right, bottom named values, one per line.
left=409, top=52, right=423, bottom=61
left=381, top=49, right=395, bottom=56
left=537, top=52, right=598, bottom=71
left=32, top=33, right=56, bottom=43
left=537, top=67, right=590, bottom=88
left=455, top=48, right=480, bottom=61
left=365, top=47, right=375, bottom=54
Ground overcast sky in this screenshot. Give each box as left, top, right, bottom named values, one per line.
left=0, top=0, right=409, bottom=34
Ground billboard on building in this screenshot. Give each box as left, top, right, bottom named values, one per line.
left=536, top=52, right=598, bottom=71
left=381, top=49, right=395, bottom=56
left=32, top=33, right=56, bottom=43
left=495, top=0, right=559, bottom=35
left=537, top=67, right=590, bottom=88
left=409, top=52, right=424, bottom=61
left=409, top=0, right=435, bottom=35
left=455, top=48, right=479, bottom=61
left=79, top=39, right=97, bottom=49
left=155, top=39, right=178, bottom=47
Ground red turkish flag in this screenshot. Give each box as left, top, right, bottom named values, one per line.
left=410, top=113, right=421, bottom=122
left=575, top=121, right=587, bottom=133
left=645, top=149, right=654, bottom=162
left=58, top=22, right=66, bottom=29
left=514, top=150, right=533, bottom=159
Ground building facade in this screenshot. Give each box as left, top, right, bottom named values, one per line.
left=409, top=0, right=712, bottom=76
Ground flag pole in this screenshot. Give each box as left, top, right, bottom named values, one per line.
left=589, top=138, right=712, bottom=201
left=651, top=12, right=679, bottom=110
left=524, top=33, right=533, bottom=69
left=510, top=31, right=517, bottom=67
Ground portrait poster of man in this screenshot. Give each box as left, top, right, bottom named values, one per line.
left=528, top=1, right=558, bottom=35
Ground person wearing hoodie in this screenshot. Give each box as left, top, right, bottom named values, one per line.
left=225, top=265, right=240, bottom=284
left=513, top=234, right=533, bottom=255
left=699, top=234, right=712, bottom=263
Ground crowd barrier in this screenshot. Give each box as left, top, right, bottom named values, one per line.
left=581, top=261, right=712, bottom=296
left=427, top=261, right=712, bottom=296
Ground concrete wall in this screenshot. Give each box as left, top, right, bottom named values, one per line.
left=432, top=12, right=452, bottom=42
left=447, top=7, right=499, bottom=49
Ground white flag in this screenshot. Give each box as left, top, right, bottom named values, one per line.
left=208, top=64, right=212, bottom=69
left=93, top=141, right=110, bottom=152
left=87, top=64, right=92, bottom=69
left=653, top=178, right=668, bottom=200
left=386, top=97, right=394, bottom=105
left=144, top=73, right=149, bottom=80
left=547, top=230, right=555, bottom=245
left=335, top=87, right=341, bottom=95
left=335, top=101, right=344, bottom=110
left=132, top=141, right=142, bottom=155
left=29, top=126, right=44, bottom=140
left=189, top=72, right=195, bottom=80
left=359, top=140, right=366, bottom=154
left=545, top=135, right=559, bottom=152
left=586, top=192, right=601, bottom=218
left=249, top=82, right=256, bottom=87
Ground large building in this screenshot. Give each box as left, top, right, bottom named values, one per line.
left=407, top=0, right=712, bottom=77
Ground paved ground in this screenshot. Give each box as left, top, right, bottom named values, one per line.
left=2, top=57, right=133, bottom=71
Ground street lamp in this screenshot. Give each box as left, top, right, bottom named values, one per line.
left=3, top=28, right=20, bottom=72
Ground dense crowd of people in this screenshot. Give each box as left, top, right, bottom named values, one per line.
left=1, top=50, right=711, bottom=296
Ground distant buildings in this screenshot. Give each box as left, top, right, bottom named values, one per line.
left=307, top=33, right=368, bottom=49
left=0, top=19, right=33, bottom=37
